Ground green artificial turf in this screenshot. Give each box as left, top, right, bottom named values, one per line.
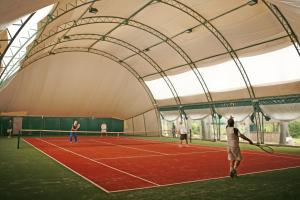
left=0, top=137, right=300, bottom=200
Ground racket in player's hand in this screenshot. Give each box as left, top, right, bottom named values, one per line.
left=254, top=143, right=274, bottom=154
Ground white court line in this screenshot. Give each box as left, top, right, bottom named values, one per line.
left=93, top=150, right=222, bottom=160
left=93, top=139, right=169, bottom=155
left=124, top=137, right=226, bottom=151
left=37, top=138, right=160, bottom=186
left=23, top=139, right=110, bottom=193
left=243, top=150, right=300, bottom=160
left=123, top=137, right=300, bottom=160
left=44, top=136, right=300, bottom=161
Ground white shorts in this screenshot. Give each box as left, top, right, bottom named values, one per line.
left=227, top=147, right=242, bottom=161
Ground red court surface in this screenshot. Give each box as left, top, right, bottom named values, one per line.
left=24, top=137, right=300, bottom=193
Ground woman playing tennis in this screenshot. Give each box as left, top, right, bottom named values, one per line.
left=226, top=116, right=253, bottom=178
left=70, top=120, right=80, bottom=143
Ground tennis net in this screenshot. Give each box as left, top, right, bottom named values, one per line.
left=19, top=129, right=161, bottom=137
left=17, top=129, right=167, bottom=149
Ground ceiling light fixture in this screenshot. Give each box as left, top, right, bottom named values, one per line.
left=186, top=28, right=193, bottom=33
left=89, top=7, right=98, bottom=14
left=63, top=35, right=70, bottom=40
left=248, top=0, right=258, bottom=6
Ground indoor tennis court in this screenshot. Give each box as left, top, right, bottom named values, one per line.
left=1, top=0, right=300, bottom=200
left=23, top=135, right=300, bottom=193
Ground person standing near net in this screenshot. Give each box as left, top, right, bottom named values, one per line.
left=226, top=116, right=253, bottom=178
left=177, top=121, right=188, bottom=147
left=100, top=123, right=107, bottom=136
left=171, top=123, right=176, bottom=138
left=70, top=120, right=80, bottom=143
left=7, top=119, right=13, bottom=138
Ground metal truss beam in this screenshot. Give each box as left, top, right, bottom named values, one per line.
left=23, top=33, right=182, bottom=105
left=48, top=1, right=95, bottom=54
left=0, top=13, right=35, bottom=81
left=159, top=94, right=300, bottom=111
left=0, top=3, right=60, bottom=85
left=25, top=16, right=213, bottom=107
left=262, top=0, right=300, bottom=57
left=89, top=0, right=155, bottom=49
left=158, top=0, right=256, bottom=100
left=122, top=2, right=250, bottom=63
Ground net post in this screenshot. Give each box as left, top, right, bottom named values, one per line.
left=17, top=130, right=21, bottom=149
left=189, top=129, right=192, bottom=143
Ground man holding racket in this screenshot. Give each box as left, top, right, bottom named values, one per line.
left=177, top=121, right=188, bottom=147
left=70, top=120, right=80, bottom=142
left=226, top=116, right=253, bottom=178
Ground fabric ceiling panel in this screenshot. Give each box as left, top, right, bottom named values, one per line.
left=156, top=98, right=178, bottom=107
left=0, top=30, right=9, bottom=57
left=173, top=27, right=226, bottom=62
left=110, top=26, right=162, bottom=51
left=145, top=42, right=187, bottom=69
left=92, top=41, right=133, bottom=59
left=211, top=89, right=252, bottom=102
left=41, top=3, right=90, bottom=38
left=54, top=39, right=95, bottom=49
left=179, top=94, right=210, bottom=105
left=236, top=36, right=290, bottom=58
left=67, top=23, right=117, bottom=36
left=268, top=0, right=300, bottom=39
left=125, top=55, right=157, bottom=77
left=143, top=73, right=161, bottom=82
left=133, top=2, right=200, bottom=37
left=30, top=29, right=68, bottom=55
left=0, top=0, right=56, bottom=30
left=179, top=0, right=246, bottom=20
left=254, top=81, right=300, bottom=98
left=23, top=45, right=54, bottom=66
left=84, top=0, right=146, bottom=19
left=212, top=1, right=287, bottom=52
left=0, top=52, right=153, bottom=119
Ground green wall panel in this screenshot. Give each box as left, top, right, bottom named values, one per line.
left=17, top=116, right=123, bottom=132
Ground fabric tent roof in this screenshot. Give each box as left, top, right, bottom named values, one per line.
left=0, top=0, right=299, bottom=119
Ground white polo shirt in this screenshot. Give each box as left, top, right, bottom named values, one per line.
left=178, top=124, right=187, bottom=135
left=226, top=127, right=241, bottom=148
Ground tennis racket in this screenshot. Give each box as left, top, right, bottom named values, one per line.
left=254, top=144, right=274, bottom=154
